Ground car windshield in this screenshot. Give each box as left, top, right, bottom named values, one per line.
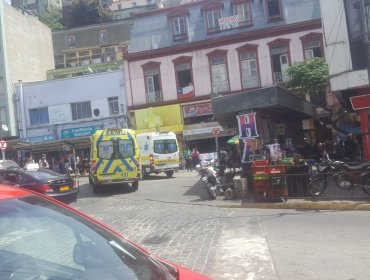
left=154, top=140, right=178, bottom=154
left=0, top=196, right=170, bottom=280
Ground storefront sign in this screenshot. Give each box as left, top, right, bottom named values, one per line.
left=236, top=113, right=259, bottom=139
left=22, top=135, right=55, bottom=143
left=219, top=15, right=239, bottom=30
left=183, top=103, right=213, bottom=118
left=350, top=94, right=370, bottom=110
left=61, top=125, right=102, bottom=139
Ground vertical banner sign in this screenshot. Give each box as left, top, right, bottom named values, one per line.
left=236, top=113, right=259, bottom=139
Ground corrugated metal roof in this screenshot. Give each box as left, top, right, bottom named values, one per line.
left=128, top=0, right=321, bottom=53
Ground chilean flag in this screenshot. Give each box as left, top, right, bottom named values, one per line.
left=177, top=85, right=194, bottom=99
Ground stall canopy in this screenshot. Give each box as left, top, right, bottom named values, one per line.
left=211, top=85, right=317, bottom=120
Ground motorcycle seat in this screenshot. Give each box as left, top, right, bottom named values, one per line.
left=342, top=162, right=370, bottom=171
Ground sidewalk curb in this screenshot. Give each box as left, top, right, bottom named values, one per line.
left=217, top=201, right=370, bottom=211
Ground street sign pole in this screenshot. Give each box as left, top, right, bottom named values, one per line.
left=212, top=128, right=221, bottom=161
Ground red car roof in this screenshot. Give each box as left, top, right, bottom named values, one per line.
left=0, top=184, right=31, bottom=200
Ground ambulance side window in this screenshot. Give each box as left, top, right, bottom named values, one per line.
left=97, top=141, right=114, bottom=159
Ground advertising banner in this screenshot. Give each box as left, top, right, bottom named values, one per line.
left=183, top=103, right=213, bottom=118
left=135, top=104, right=183, bottom=133
left=236, top=113, right=259, bottom=139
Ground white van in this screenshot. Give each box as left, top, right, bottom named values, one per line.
left=136, top=131, right=179, bottom=178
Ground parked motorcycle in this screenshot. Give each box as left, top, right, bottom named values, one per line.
left=200, top=165, right=223, bottom=200
left=308, top=157, right=370, bottom=197
left=200, top=164, right=239, bottom=200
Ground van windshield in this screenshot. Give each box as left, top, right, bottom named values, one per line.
left=154, top=139, right=178, bottom=154
left=98, top=139, right=135, bottom=159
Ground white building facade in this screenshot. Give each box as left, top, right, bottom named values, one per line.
left=11, top=70, right=128, bottom=160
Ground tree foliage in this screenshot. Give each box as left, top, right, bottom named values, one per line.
left=68, top=0, right=112, bottom=27
left=40, top=6, right=65, bottom=31
left=285, top=57, right=329, bottom=95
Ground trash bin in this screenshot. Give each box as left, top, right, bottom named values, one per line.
left=241, top=161, right=253, bottom=193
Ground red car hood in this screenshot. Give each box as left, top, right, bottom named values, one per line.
left=177, top=265, right=212, bottom=279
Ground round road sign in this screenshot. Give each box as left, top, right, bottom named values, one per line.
left=212, top=128, right=221, bottom=137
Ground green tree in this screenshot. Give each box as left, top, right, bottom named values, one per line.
left=69, top=0, right=112, bottom=27
left=40, top=6, right=65, bottom=30
left=285, top=57, right=329, bottom=106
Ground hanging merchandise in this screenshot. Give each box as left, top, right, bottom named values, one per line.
left=267, top=139, right=282, bottom=162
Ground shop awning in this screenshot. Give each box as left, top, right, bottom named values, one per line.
left=5, top=137, right=92, bottom=153
left=211, top=86, right=317, bottom=120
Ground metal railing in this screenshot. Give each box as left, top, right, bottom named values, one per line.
left=246, top=162, right=370, bottom=201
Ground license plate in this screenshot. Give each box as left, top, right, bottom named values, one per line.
left=60, top=186, right=69, bottom=191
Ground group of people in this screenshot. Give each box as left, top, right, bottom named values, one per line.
left=300, top=133, right=360, bottom=162
left=183, top=147, right=200, bottom=171
left=183, top=146, right=241, bottom=172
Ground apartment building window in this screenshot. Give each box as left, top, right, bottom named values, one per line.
left=232, top=0, right=252, bottom=27
left=172, top=16, right=187, bottom=40
left=99, top=30, right=108, bottom=45
left=173, top=56, right=194, bottom=99
left=71, top=101, right=92, bottom=120
left=237, top=45, right=260, bottom=89
left=300, top=33, right=324, bottom=61
left=268, top=38, right=291, bottom=84
left=68, top=35, right=76, bottom=48
left=206, top=9, right=221, bottom=33
left=265, top=0, right=283, bottom=21
left=29, top=107, right=49, bottom=126
left=142, top=62, right=162, bottom=103
left=108, top=97, right=119, bottom=115
left=168, top=8, right=189, bottom=41
left=207, top=50, right=229, bottom=94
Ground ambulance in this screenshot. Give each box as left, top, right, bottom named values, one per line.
left=89, top=128, right=141, bottom=193
left=136, top=131, right=179, bottom=178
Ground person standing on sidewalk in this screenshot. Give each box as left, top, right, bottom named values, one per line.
left=191, top=148, right=200, bottom=170
left=184, top=146, right=192, bottom=171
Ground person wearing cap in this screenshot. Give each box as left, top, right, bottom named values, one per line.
left=38, top=154, right=49, bottom=169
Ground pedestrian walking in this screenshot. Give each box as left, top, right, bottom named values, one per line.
left=38, top=154, right=49, bottom=169
left=191, top=148, right=200, bottom=170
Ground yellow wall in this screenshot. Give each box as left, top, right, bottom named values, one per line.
left=135, top=105, right=183, bottom=133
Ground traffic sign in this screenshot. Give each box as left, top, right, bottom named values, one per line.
left=212, top=128, right=221, bottom=137
left=0, top=140, right=7, bottom=150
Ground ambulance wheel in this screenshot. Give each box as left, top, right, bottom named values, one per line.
left=131, top=181, right=139, bottom=191
left=165, top=171, right=174, bottom=178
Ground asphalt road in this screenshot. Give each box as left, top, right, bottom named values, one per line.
left=71, top=171, right=370, bottom=280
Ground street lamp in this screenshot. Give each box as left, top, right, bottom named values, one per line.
left=0, top=123, right=8, bottom=160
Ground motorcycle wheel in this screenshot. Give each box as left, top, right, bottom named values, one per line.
left=224, top=188, right=235, bottom=200
left=308, top=177, right=327, bottom=197
left=206, top=183, right=217, bottom=200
